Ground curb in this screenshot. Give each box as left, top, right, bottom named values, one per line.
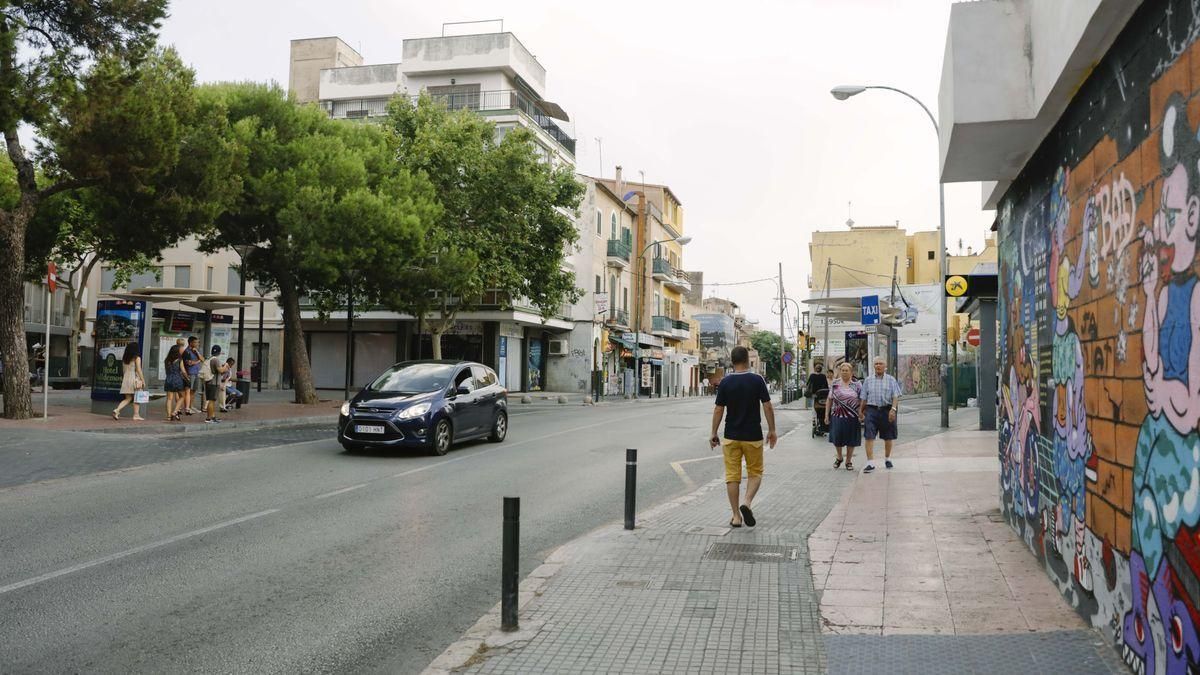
left=85, top=414, right=337, bottom=436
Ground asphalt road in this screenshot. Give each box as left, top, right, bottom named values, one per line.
left=0, top=397, right=818, bottom=674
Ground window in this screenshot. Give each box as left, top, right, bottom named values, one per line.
left=596, top=210, right=602, bottom=236
left=227, top=266, right=242, bottom=294
left=427, top=83, right=481, bottom=111
left=622, top=288, right=629, bottom=311
left=206, top=266, right=214, bottom=291
left=175, top=265, right=191, bottom=289
left=453, top=367, right=475, bottom=393
left=128, top=268, right=161, bottom=290
left=472, top=365, right=497, bottom=388
left=594, top=275, right=602, bottom=294
left=654, top=292, right=661, bottom=315
left=610, top=212, right=617, bottom=240
left=927, top=251, right=935, bottom=260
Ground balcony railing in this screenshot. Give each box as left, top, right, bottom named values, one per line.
left=324, top=98, right=391, bottom=119
left=652, top=258, right=672, bottom=276
left=422, top=89, right=576, bottom=156
left=607, top=239, right=632, bottom=262
left=607, top=308, right=630, bottom=327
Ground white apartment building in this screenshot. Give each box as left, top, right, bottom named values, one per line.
left=289, top=30, right=580, bottom=393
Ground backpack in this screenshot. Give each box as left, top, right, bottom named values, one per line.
left=200, top=356, right=219, bottom=382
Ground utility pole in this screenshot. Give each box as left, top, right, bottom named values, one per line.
left=778, top=262, right=786, bottom=400
left=821, top=258, right=832, bottom=372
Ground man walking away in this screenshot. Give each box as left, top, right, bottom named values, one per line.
left=710, top=345, right=778, bottom=528
left=862, top=356, right=902, bottom=474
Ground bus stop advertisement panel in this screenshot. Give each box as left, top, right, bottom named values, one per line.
left=91, top=299, right=148, bottom=412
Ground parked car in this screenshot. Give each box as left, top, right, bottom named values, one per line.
left=337, top=360, right=508, bottom=454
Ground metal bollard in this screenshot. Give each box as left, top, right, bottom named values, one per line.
left=624, top=448, right=637, bottom=530
left=501, top=496, right=519, bottom=632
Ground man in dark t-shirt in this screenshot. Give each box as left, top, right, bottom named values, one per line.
left=710, top=345, right=777, bottom=528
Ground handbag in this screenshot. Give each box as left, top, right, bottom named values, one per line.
left=134, top=389, right=150, bottom=404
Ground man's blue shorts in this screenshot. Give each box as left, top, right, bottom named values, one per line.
left=863, top=405, right=897, bottom=441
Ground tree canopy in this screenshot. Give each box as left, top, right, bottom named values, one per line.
left=751, top=330, right=783, bottom=383
left=382, top=95, right=584, bottom=357
left=200, top=83, right=440, bottom=403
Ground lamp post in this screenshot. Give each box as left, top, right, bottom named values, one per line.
left=256, top=285, right=268, bottom=393
left=633, top=235, right=692, bottom=399
left=232, top=244, right=255, bottom=406
left=831, top=84, right=950, bottom=428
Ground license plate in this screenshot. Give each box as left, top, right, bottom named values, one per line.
left=354, top=424, right=385, bottom=434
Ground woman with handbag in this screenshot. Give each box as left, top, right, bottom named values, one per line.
left=113, top=342, right=146, bottom=421
left=163, top=344, right=187, bottom=421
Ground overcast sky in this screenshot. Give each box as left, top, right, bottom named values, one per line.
left=160, top=0, right=995, bottom=331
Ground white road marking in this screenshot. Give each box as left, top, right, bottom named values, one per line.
left=666, top=424, right=804, bottom=488
left=314, top=483, right=368, bottom=499
left=0, top=509, right=279, bottom=596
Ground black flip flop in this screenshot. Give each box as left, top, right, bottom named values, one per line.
left=833, top=458, right=843, bottom=469
left=739, top=504, right=756, bottom=527
left=729, top=520, right=742, bottom=528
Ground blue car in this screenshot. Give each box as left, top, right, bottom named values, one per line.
left=338, top=360, right=508, bottom=454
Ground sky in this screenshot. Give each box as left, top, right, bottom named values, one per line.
left=159, top=0, right=995, bottom=330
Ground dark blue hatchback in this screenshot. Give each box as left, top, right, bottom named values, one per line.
left=337, top=360, right=508, bottom=454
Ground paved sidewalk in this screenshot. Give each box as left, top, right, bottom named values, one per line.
left=426, top=413, right=1122, bottom=674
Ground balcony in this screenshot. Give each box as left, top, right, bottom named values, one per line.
left=651, top=315, right=673, bottom=338
left=652, top=258, right=672, bottom=281
left=606, top=239, right=632, bottom=269
left=606, top=308, right=630, bottom=328
left=323, top=97, right=391, bottom=120
left=422, top=89, right=576, bottom=157
left=671, top=318, right=691, bottom=340
left=665, top=269, right=691, bottom=293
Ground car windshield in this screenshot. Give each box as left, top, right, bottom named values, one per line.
left=367, top=363, right=456, bottom=393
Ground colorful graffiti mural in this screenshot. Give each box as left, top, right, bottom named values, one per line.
left=997, top=1, right=1200, bottom=672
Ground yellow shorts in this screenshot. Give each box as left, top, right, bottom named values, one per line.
left=722, top=439, right=764, bottom=483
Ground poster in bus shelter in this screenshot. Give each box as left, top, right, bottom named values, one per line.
left=91, top=299, right=147, bottom=402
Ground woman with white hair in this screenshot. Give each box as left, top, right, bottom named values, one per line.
left=825, top=362, right=863, bottom=471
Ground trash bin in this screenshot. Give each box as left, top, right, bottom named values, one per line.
left=237, top=379, right=251, bottom=406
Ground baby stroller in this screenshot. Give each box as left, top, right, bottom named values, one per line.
left=811, top=388, right=830, bottom=437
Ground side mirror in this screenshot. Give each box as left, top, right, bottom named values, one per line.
left=456, top=384, right=471, bottom=396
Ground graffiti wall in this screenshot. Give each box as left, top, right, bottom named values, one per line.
left=899, top=354, right=940, bottom=395
left=996, top=1, right=1200, bottom=672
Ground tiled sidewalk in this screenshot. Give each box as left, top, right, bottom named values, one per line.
left=810, top=431, right=1080, bottom=635
left=426, top=417, right=1124, bottom=675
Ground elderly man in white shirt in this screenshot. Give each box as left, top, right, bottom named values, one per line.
left=861, top=356, right=902, bottom=474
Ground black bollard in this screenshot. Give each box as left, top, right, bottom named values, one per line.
left=501, top=496, right=519, bottom=632
left=624, top=448, right=637, bottom=530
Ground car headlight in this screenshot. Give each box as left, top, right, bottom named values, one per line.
left=396, top=402, right=431, bottom=420
left=340, top=402, right=351, bottom=416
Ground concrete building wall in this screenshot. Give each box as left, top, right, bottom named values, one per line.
left=289, top=37, right=364, bottom=104
left=318, top=63, right=402, bottom=101
left=989, top=1, right=1200, bottom=671
left=402, top=33, right=546, bottom=95
left=809, top=226, right=908, bottom=291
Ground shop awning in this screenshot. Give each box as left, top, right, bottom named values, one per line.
left=610, top=334, right=636, bottom=350
left=650, top=359, right=664, bottom=366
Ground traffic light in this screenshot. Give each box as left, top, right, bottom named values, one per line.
left=947, top=315, right=961, bottom=343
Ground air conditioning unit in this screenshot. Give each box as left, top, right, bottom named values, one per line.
left=549, top=340, right=569, bottom=356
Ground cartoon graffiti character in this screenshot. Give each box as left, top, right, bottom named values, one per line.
left=1122, top=551, right=1200, bottom=675
left=1002, top=330, right=1041, bottom=521
left=1047, top=165, right=1096, bottom=590
left=1142, top=98, right=1200, bottom=436
left=1132, top=415, right=1200, bottom=590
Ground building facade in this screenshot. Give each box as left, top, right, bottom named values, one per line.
left=940, top=1, right=1200, bottom=671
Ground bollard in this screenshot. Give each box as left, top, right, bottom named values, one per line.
left=501, top=496, right=520, bottom=632
left=624, top=448, right=637, bottom=530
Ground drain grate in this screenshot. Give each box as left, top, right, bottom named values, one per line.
left=702, top=542, right=798, bottom=563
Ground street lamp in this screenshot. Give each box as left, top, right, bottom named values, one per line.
left=633, top=235, right=692, bottom=399
left=831, top=83, right=950, bottom=428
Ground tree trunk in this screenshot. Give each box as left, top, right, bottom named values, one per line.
left=431, top=328, right=443, bottom=359
left=278, top=275, right=318, bottom=404
left=0, top=208, right=33, bottom=419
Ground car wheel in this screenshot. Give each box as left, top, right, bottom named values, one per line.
left=489, top=411, right=508, bottom=442
left=432, top=419, right=452, bottom=456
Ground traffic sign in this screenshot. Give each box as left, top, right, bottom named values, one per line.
left=944, top=274, right=998, bottom=298
left=860, top=295, right=880, bottom=326
left=782, top=351, right=794, bottom=365
left=945, top=275, right=968, bottom=297
left=966, top=328, right=981, bottom=347
left=47, top=262, right=56, bottom=293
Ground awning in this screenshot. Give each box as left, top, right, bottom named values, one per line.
left=650, top=359, right=664, bottom=366
left=610, top=334, right=635, bottom=350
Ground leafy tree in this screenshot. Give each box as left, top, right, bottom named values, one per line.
left=200, top=83, right=440, bottom=404
left=751, top=330, right=783, bottom=383
left=0, top=0, right=239, bottom=418
left=383, top=95, right=584, bottom=359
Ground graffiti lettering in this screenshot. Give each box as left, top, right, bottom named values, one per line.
left=1093, top=174, right=1138, bottom=262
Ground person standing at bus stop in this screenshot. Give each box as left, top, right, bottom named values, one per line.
left=709, top=345, right=777, bottom=528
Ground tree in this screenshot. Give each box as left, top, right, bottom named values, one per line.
left=383, top=95, right=584, bottom=359
left=751, top=330, right=783, bottom=383
left=200, top=83, right=439, bottom=404
left=0, top=0, right=238, bottom=418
